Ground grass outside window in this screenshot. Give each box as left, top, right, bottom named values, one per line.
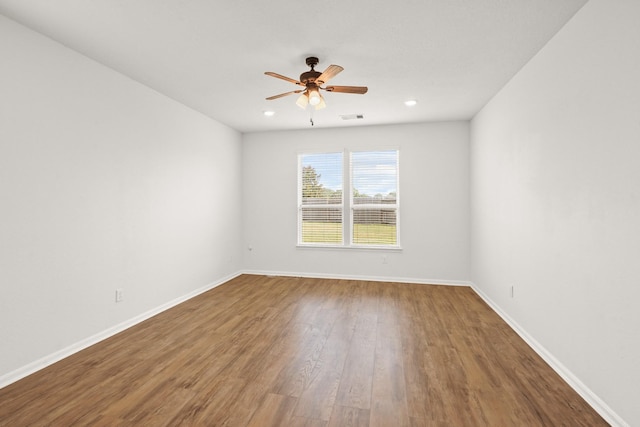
left=302, top=221, right=397, bottom=245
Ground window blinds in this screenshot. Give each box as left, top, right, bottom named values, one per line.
left=299, top=152, right=344, bottom=244
left=350, top=150, right=399, bottom=245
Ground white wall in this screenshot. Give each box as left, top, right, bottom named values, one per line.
left=4, top=0, right=635, bottom=422
left=470, top=0, right=640, bottom=425
left=0, top=15, right=243, bottom=382
left=243, top=122, right=470, bottom=284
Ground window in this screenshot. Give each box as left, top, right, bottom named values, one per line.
left=298, top=149, right=399, bottom=248
left=351, top=150, right=399, bottom=246
left=298, top=152, right=344, bottom=245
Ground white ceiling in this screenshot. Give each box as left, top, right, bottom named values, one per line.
left=0, top=0, right=588, bottom=133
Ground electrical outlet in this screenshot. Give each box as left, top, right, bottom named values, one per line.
left=115, top=288, right=124, bottom=303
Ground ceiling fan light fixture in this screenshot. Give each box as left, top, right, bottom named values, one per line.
left=263, top=110, right=275, bottom=117
left=308, top=87, right=321, bottom=106
left=296, top=93, right=309, bottom=109
left=315, top=94, right=326, bottom=110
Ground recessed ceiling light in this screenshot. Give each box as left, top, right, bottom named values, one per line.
left=263, top=110, right=275, bottom=117
left=404, top=99, right=418, bottom=107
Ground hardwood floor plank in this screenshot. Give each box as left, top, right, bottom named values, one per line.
left=371, top=319, right=411, bottom=427
left=0, top=275, right=608, bottom=427
left=293, top=292, right=360, bottom=421
left=288, top=416, right=329, bottom=427
left=246, top=393, right=298, bottom=427
left=396, top=287, right=451, bottom=423
left=335, top=312, right=377, bottom=409
left=167, top=375, right=266, bottom=426
left=327, top=405, right=370, bottom=427
left=266, top=309, right=336, bottom=397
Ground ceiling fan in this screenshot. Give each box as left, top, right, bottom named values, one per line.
left=265, top=57, right=368, bottom=110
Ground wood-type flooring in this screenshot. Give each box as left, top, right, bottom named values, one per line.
left=0, top=275, right=608, bottom=426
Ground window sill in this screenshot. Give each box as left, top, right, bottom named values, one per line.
left=296, top=244, right=402, bottom=252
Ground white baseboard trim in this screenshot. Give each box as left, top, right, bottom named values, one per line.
left=242, top=269, right=472, bottom=287
left=0, top=271, right=242, bottom=390
left=469, top=282, right=628, bottom=427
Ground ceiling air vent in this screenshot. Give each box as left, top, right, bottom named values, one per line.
left=340, top=114, right=364, bottom=121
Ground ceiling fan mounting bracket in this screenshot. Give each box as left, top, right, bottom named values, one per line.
left=305, top=56, right=319, bottom=70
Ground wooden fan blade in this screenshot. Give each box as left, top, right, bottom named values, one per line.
left=316, top=65, right=343, bottom=85
left=266, top=89, right=303, bottom=100
left=324, top=85, right=368, bottom=94
left=265, top=72, right=303, bottom=86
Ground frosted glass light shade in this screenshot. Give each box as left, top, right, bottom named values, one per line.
left=296, top=93, right=309, bottom=109
left=308, top=88, right=321, bottom=106
left=315, top=94, right=326, bottom=110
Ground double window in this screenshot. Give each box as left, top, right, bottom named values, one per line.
left=298, top=150, right=399, bottom=248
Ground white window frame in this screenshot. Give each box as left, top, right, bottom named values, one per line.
left=297, top=149, right=400, bottom=250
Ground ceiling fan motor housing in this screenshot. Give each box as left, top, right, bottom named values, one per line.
left=300, top=70, right=321, bottom=85
left=301, top=57, right=321, bottom=84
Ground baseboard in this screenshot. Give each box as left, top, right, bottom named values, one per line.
left=470, top=282, right=628, bottom=427
left=0, top=271, right=242, bottom=390
left=242, top=269, right=471, bottom=287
